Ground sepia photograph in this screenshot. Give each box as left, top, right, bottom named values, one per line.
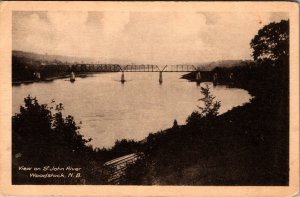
left=0, top=1, right=299, bottom=196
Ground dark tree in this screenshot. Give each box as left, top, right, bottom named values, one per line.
left=11, top=96, right=109, bottom=184
left=187, top=85, right=221, bottom=125
left=198, top=84, right=221, bottom=118
left=12, top=96, right=91, bottom=164
left=250, top=20, right=289, bottom=62
left=186, top=111, right=202, bottom=125
left=172, top=119, right=179, bottom=128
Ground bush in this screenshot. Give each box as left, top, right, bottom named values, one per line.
left=186, top=85, right=221, bottom=125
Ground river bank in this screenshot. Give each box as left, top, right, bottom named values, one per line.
left=115, top=60, right=289, bottom=185
left=12, top=72, right=110, bottom=86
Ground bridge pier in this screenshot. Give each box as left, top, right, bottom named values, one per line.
left=121, top=71, right=125, bottom=83
left=195, top=72, right=201, bottom=86
left=196, top=71, right=201, bottom=83
left=213, top=73, right=218, bottom=86
left=159, top=71, right=163, bottom=84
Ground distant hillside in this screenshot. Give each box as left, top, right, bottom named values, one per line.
left=181, top=59, right=254, bottom=82
left=12, top=50, right=134, bottom=65
left=194, top=60, right=253, bottom=71
left=13, top=50, right=95, bottom=64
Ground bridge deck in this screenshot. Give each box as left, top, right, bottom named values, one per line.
left=71, top=64, right=201, bottom=72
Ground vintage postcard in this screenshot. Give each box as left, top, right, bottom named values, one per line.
left=0, top=1, right=299, bottom=196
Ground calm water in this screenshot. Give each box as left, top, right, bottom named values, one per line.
left=13, top=72, right=252, bottom=148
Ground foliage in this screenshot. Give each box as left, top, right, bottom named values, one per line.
left=250, top=20, right=289, bottom=62
left=198, top=85, right=221, bottom=118
left=186, top=85, right=221, bottom=125
left=121, top=20, right=289, bottom=185
left=186, top=111, right=202, bottom=125
left=11, top=96, right=106, bottom=184
left=119, top=154, right=153, bottom=185
left=172, top=119, right=179, bottom=128
left=110, top=139, right=141, bottom=157
left=12, top=96, right=92, bottom=163
left=12, top=96, right=144, bottom=184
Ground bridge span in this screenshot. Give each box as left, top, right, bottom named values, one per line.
left=72, top=64, right=203, bottom=84
left=72, top=64, right=200, bottom=72
left=118, top=65, right=201, bottom=84
left=119, top=65, right=197, bottom=72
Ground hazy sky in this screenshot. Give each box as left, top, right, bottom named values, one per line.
left=13, top=11, right=288, bottom=65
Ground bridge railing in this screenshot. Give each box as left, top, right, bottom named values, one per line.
left=70, top=64, right=200, bottom=72
left=103, top=153, right=141, bottom=184
left=119, top=65, right=198, bottom=72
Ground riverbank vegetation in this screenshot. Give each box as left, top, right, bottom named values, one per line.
left=12, top=20, right=289, bottom=185
left=119, top=19, right=289, bottom=185
left=12, top=51, right=120, bottom=83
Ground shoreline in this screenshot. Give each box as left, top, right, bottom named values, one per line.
left=12, top=72, right=115, bottom=86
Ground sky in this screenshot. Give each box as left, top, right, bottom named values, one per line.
left=12, top=11, right=288, bottom=65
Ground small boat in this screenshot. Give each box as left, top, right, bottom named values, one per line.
left=70, top=72, right=75, bottom=82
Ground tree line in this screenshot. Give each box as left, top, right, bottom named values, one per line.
left=12, top=55, right=121, bottom=82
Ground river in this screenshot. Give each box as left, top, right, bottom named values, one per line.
left=13, top=72, right=252, bottom=148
